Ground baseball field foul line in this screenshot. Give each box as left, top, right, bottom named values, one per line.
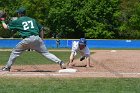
left=1, top=71, right=140, bottom=78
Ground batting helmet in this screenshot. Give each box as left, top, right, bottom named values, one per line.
left=79, top=38, right=87, bottom=45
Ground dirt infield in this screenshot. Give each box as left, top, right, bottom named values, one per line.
left=1, top=50, right=140, bottom=78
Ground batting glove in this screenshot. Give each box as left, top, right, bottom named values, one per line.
left=80, top=56, right=86, bottom=61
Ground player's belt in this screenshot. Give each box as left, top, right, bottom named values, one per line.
left=22, top=35, right=38, bottom=39
left=22, top=36, right=28, bottom=39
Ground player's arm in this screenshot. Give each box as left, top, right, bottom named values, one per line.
left=39, top=27, right=44, bottom=40
left=69, top=52, right=75, bottom=63
left=86, top=55, right=91, bottom=67
left=68, top=41, right=78, bottom=67
left=69, top=47, right=77, bottom=66
left=69, top=43, right=77, bottom=63
left=85, top=47, right=91, bottom=67
left=68, top=51, right=76, bottom=67
left=1, top=18, right=8, bottom=29
left=36, top=20, right=44, bottom=39
left=1, top=17, right=17, bottom=30
left=0, top=11, right=8, bottom=29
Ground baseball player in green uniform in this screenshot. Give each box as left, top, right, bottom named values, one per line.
left=0, top=7, right=66, bottom=71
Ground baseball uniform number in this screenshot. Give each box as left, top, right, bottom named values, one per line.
left=22, top=20, right=34, bottom=30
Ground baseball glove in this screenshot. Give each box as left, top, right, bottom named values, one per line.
left=0, top=10, right=6, bottom=18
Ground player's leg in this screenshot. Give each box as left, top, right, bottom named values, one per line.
left=32, top=36, right=66, bottom=69
left=1, top=39, right=29, bottom=71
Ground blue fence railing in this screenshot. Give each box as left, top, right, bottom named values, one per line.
left=0, top=39, right=140, bottom=49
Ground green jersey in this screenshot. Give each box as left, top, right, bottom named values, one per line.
left=8, top=16, right=43, bottom=38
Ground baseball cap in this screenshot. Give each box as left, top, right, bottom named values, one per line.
left=16, top=7, right=26, bottom=14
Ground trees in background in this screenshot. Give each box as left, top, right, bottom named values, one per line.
left=0, top=0, right=140, bottom=39
left=119, top=0, right=140, bottom=39
left=47, top=0, right=120, bottom=39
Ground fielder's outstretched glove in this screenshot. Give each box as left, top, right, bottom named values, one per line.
left=0, top=10, right=6, bottom=19
left=80, top=56, right=86, bottom=61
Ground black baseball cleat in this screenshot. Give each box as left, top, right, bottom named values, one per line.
left=59, top=61, right=66, bottom=69
left=0, top=67, right=10, bottom=72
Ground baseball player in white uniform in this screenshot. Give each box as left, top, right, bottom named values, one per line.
left=68, top=38, right=92, bottom=68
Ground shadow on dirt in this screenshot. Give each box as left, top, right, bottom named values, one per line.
left=14, top=69, right=56, bottom=72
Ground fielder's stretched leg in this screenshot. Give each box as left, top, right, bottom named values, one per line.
left=1, top=38, right=30, bottom=71
left=30, top=36, right=66, bottom=69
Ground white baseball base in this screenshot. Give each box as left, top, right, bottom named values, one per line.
left=58, top=68, right=77, bottom=73
left=110, top=50, right=117, bottom=52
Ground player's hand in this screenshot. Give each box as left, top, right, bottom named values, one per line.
left=0, top=18, right=5, bottom=21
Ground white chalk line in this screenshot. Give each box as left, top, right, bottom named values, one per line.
left=80, top=72, right=140, bottom=75
left=1, top=71, right=140, bottom=77
left=4, top=73, right=72, bottom=77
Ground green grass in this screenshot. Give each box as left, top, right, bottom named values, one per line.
left=0, top=77, right=140, bottom=93
left=0, top=50, right=140, bottom=93
left=0, top=51, right=71, bottom=65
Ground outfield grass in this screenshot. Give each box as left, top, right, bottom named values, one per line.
left=0, top=77, right=140, bottom=93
